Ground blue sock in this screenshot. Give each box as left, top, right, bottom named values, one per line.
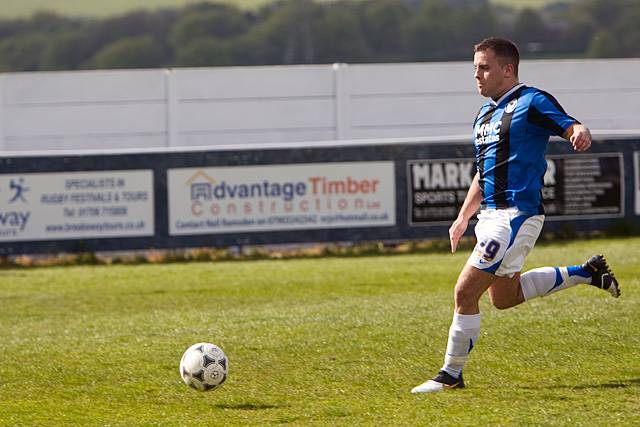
left=567, top=265, right=591, bottom=278
left=521, top=265, right=593, bottom=300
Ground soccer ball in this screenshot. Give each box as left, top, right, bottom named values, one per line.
left=179, top=343, right=228, bottom=391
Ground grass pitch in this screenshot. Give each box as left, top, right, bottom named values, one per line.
left=0, top=237, right=638, bottom=426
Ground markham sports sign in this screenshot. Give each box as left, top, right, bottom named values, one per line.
left=407, top=159, right=476, bottom=224
left=168, top=162, right=396, bottom=235
left=408, top=153, right=623, bottom=225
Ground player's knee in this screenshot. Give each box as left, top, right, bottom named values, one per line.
left=488, top=274, right=522, bottom=310
left=490, top=296, right=512, bottom=310
left=454, top=283, right=477, bottom=306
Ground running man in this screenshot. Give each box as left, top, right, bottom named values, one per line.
left=411, top=37, right=620, bottom=394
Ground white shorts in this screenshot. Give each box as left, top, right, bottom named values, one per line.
left=466, top=207, right=544, bottom=278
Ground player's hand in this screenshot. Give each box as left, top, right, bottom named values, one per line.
left=449, top=216, right=469, bottom=253
left=569, top=124, right=592, bottom=152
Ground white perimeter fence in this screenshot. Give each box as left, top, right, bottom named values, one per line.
left=1, top=58, right=640, bottom=151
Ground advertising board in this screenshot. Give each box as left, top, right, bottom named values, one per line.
left=168, top=162, right=396, bottom=235
left=0, top=170, right=154, bottom=241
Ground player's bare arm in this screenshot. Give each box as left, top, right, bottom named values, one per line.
left=564, top=122, right=592, bottom=151
left=449, top=172, right=482, bottom=253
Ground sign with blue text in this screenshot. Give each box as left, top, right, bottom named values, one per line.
left=0, top=170, right=154, bottom=241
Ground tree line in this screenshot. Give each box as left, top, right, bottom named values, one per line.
left=0, top=0, right=637, bottom=72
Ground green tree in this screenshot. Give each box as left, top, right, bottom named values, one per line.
left=586, top=30, right=624, bottom=58
left=448, top=2, right=498, bottom=59
left=171, top=5, right=249, bottom=48
left=359, top=0, right=411, bottom=60
left=566, top=0, right=639, bottom=58
left=314, top=1, right=371, bottom=63
left=25, top=11, right=80, bottom=34
left=88, top=10, right=176, bottom=66
left=512, top=8, right=547, bottom=46
left=0, top=33, right=48, bottom=71
left=90, top=36, right=165, bottom=69
left=234, top=0, right=321, bottom=65
left=175, top=38, right=232, bottom=67
left=581, top=0, right=624, bottom=28
left=225, top=31, right=267, bottom=66
left=611, top=1, right=640, bottom=57
left=0, top=19, right=24, bottom=39
left=0, top=0, right=638, bottom=71
left=40, top=31, right=93, bottom=70
left=556, top=17, right=594, bottom=54
left=402, top=0, right=460, bottom=61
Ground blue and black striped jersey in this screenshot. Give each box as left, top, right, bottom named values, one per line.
left=473, top=84, right=577, bottom=214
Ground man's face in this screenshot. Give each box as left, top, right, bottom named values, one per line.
left=473, top=49, right=513, bottom=99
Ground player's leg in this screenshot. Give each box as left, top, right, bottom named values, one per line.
left=486, top=272, right=523, bottom=309
left=412, top=209, right=510, bottom=394
left=454, top=263, right=497, bottom=314
left=446, top=265, right=496, bottom=376
left=411, top=265, right=495, bottom=394
left=519, top=254, right=620, bottom=301
left=487, top=209, right=620, bottom=306
left=488, top=260, right=620, bottom=309
left=487, top=212, right=545, bottom=309
left=447, top=265, right=497, bottom=379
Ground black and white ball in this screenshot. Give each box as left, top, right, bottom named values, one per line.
left=179, top=343, right=228, bottom=391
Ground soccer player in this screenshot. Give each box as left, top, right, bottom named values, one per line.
left=411, top=37, right=621, bottom=394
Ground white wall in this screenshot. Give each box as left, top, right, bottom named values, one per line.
left=521, top=59, right=640, bottom=131
left=171, top=65, right=337, bottom=146
left=0, top=69, right=169, bottom=151
left=346, top=62, right=477, bottom=139
left=1, top=58, right=639, bottom=152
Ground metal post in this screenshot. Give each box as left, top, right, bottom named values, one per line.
left=0, top=75, right=6, bottom=151
left=333, top=63, right=350, bottom=141
left=165, top=69, right=179, bottom=148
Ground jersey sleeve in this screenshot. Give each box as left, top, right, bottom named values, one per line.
left=527, top=91, right=578, bottom=137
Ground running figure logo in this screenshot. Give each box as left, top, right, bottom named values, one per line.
left=9, top=178, right=29, bottom=203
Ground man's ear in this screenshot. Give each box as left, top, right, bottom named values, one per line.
left=504, top=63, right=515, bottom=78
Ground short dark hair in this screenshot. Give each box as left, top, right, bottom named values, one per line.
left=474, top=37, right=520, bottom=77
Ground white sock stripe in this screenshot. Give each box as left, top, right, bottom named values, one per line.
left=444, top=354, right=469, bottom=365
left=452, top=312, right=481, bottom=330
left=441, top=312, right=482, bottom=378
left=520, top=271, right=537, bottom=300
left=520, top=265, right=584, bottom=300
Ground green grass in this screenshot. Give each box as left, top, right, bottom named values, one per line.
left=0, top=237, right=638, bottom=426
